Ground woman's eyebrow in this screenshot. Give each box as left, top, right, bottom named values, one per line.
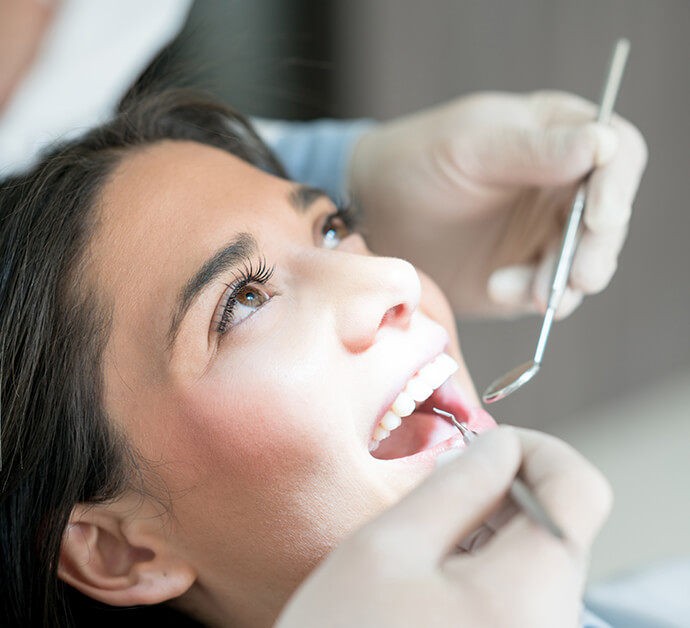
left=289, top=185, right=329, bottom=212
left=166, top=186, right=326, bottom=350
left=167, top=232, right=256, bottom=349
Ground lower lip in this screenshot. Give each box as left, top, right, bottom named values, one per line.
left=401, top=430, right=468, bottom=465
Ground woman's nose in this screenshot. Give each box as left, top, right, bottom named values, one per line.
left=332, top=252, right=421, bottom=353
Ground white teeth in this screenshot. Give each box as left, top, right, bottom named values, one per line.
left=435, top=352, right=459, bottom=376
left=391, top=391, right=415, bottom=418
left=380, top=411, right=403, bottom=431
left=372, top=425, right=390, bottom=441
left=417, top=362, right=447, bottom=389
left=369, top=352, right=460, bottom=452
left=405, top=377, right=433, bottom=403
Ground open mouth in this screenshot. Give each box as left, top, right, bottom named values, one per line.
left=369, top=353, right=472, bottom=460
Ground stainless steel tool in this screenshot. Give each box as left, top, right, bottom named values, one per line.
left=482, top=38, right=631, bottom=404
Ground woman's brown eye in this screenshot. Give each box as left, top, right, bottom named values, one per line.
left=237, top=285, right=269, bottom=308
left=322, top=216, right=350, bottom=249
left=216, top=284, right=272, bottom=335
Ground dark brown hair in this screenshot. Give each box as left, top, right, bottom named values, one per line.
left=0, top=89, right=285, bottom=627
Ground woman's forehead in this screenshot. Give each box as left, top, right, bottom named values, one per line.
left=101, top=140, right=286, bottom=223
left=94, top=141, right=290, bottom=269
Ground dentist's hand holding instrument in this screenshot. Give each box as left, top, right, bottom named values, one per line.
left=483, top=38, right=631, bottom=403
left=433, top=408, right=564, bottom=539
left=276, top=427, right=611, bottom=628
left=350, top=55, right=647, bottom=322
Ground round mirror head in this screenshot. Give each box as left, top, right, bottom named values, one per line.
left=482, top=360, right=540, bottom=404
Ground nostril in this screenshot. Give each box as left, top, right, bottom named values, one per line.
left=337, top=257, right=420, bottom=353
left=379, top=303, right=411, bottom=330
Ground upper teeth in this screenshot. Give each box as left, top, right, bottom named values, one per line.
left=369, top=352, right=459, bottom=451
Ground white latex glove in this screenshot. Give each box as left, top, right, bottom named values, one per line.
left=350, top=91, right=648, bottom=318
left=275, top=427, right=612, bottom=628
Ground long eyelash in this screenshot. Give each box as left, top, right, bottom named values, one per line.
left=332, top=201, right=362, bottom=232
left=216, top=257, right=275, bottom=335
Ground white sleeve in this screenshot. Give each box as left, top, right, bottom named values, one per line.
left=0, top=0, right=192, bottom=178
left=252, top=117, right=374, bottom=204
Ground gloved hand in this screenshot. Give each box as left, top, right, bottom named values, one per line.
left=350, top=91, right=647, bottom=318
left=275, top=427, right=612, bottom=628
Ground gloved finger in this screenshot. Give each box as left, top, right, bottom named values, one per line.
left=530, top=90, right=599, bottom=125
left=530, top=92, right=646, bottom=232
left=474, top=122, right=618, bottom=188
left=456, top=498, right=519, bottom=553
left=459, top=429, right=611, bottom=591
left=488, top=261, right=583, bottom=319
left=584, top=115, right=648, bottom=233
left=362, top=428, right=520, bottom=568
left=568, top=225, right=627, bottom=295
left=532, top=248, right=585, bottom=319
left=456, top=522, right=496, bottom=554
left=487, top=265, right=540, bottom=315
left=503, top=428, right=613, bottom=552
left=448, top=428, right=611, bottom=597
left=461, top=506, right=590, bottom=613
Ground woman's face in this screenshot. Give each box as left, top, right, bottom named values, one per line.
left=91, top=141, right=495, bottom=618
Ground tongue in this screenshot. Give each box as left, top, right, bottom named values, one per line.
left=371, top=412, right=458, bottom=460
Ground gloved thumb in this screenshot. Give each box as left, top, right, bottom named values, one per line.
left=474, top=122, right=619, bottom=186
left=488, top=263, right=584, bottom=318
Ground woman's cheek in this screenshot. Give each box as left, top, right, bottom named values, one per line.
left=417, top=268, right=458, bottom=342
left=175, top=368, right=326, bottom=473
left=416, top=267, right=477, bottom=401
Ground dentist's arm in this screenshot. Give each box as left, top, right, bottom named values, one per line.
left=275, top=427, right=612, bottom=628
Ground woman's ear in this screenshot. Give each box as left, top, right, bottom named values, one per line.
left=58, top=497, right=196, bottom=608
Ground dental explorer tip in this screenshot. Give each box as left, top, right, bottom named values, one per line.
left=432, top=408, right=472, bottom=436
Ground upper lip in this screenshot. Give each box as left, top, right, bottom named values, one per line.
left=370, top=334, right=450, bottom=442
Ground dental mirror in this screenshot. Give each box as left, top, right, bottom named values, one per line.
left=482, top=360, right=541, bottom=404
left=482, top=38, right=630, bottom=404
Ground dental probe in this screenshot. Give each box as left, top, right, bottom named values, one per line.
left=482, top=38, right=631, bottom=404
left=433, top=408, right=564, bottom=540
